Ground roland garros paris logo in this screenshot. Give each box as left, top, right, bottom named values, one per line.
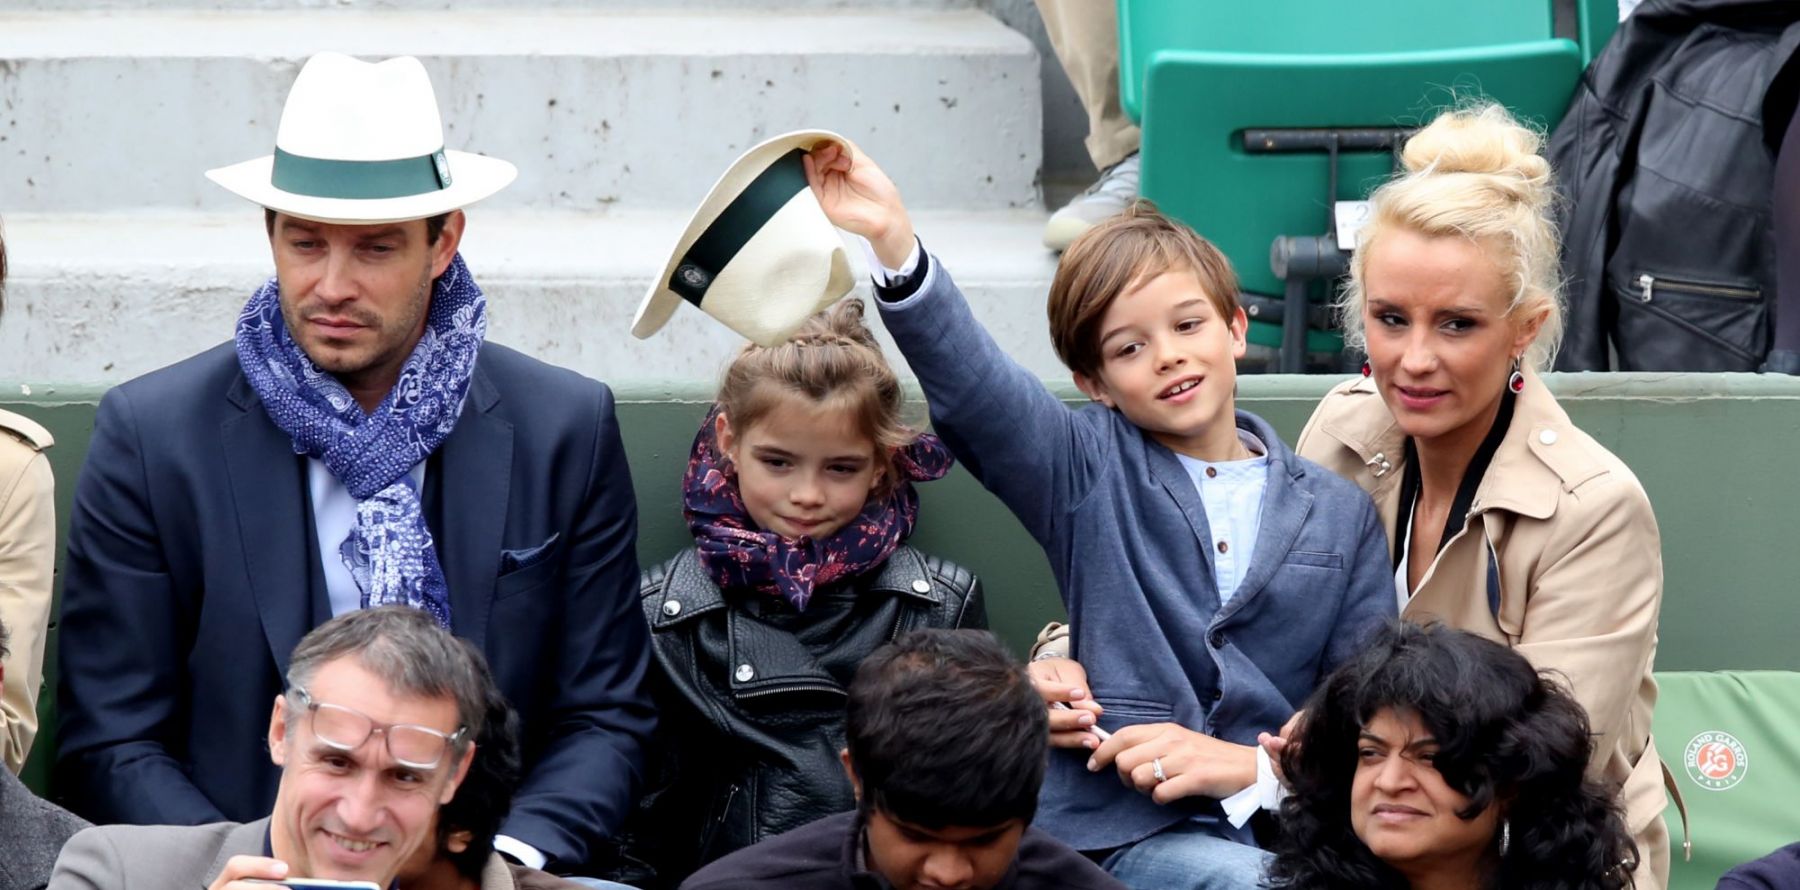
left=1684, top=731, right=1748, bottom=791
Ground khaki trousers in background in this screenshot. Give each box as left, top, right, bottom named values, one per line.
left=1036, top=0, right=1141, bottom=171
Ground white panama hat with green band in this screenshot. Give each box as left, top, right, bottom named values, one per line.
left=207, top=52, right=517, bottom=225
left=633, top=129, right=856, bottom=348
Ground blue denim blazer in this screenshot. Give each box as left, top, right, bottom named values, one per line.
left=878, top=257, right=1396, bottom=851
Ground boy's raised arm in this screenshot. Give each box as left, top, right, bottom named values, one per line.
left=806, top=143, right=1106, bottom=543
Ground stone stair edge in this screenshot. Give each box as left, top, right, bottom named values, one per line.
left=0, top=5, right=1043, bottom=213
left=0, top=208, right=1062, bottom=283
left=0, top=7, right=1035, bottom=56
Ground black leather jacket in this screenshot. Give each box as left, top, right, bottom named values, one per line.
left=611, top=545, right=984, bottom=889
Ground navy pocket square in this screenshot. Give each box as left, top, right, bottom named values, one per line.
left=500, top=532, right=560, bottom=575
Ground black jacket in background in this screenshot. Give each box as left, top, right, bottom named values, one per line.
left=609, top=545, right=984, bottom=888
left=677, top=811, right=1126, bottom=890
left=1552, top=0, right=1800, bottom=371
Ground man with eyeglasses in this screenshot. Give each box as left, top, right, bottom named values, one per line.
left=50, top=607, right=569, bottom=890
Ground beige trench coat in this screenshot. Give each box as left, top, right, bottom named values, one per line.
left=1297, top=371, right=1672, bottom=889
left=0, top=407, right=54, bottom=774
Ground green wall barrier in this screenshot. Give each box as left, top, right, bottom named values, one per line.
left=5, top=371, right=1799, bottom=793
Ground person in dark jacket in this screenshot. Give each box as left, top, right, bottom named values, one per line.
left=1720, top=843, right=1800, bottom=890
left=614, top=301, right=985, bottom=888
left=681, top=629, right=1123, bottom=890
left=0, top=617, right=90, bottom=890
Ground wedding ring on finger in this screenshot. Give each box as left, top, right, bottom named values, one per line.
left=1151, top=756, right=1167, bottom=783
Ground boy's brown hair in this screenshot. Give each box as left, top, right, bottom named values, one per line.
left=1047, top=200, right=1240, bottom=380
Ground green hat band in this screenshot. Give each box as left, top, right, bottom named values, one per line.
left=271, top=146, right=453, bottom=200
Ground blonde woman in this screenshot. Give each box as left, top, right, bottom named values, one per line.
left=1295, top=104, right=1669, bottom=887
left=0, top=221, right=56, bottom=774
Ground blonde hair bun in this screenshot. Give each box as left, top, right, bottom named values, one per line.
left=1340, top=102, right=1566, bottom=370
left=1400, top=104, right=1551, bottom=190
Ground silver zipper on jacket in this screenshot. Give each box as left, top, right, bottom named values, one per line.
left=1635, top=273, right=1760, bottom=303
left=734, top=683, right=848, bottom=701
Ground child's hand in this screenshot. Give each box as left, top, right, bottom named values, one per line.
left=1088, top=724, right=1258, bottom=805
left=804, top=140, right=915, bottom=270
left=1028, top=657, right=1105, bottom=750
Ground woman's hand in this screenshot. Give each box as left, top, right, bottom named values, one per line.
left=1027, top=657, right=1106, bottom=749
left=1257, top=709, right=1306, bottom=787
left=1088, top=723, right=1257, bottom=805
left=804, top=141, right=915, bottom=269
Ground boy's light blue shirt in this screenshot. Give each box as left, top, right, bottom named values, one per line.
left=1175, top=433, right=1268, bottom=605
left=874, top=249, right=1396, bottom=852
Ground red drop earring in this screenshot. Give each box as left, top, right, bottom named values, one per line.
left=1360, top=361, right=1372, bottom=378
left=1508, top=357, right=1525, bottom=393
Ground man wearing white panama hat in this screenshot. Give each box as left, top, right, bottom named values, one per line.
left=55, top=52, right=653, bottom=880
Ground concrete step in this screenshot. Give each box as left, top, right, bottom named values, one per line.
left=0, top=8, right=1041, bottom=212
left=0, top=209, right=1064, bottom=385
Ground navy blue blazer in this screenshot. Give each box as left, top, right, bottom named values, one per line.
left=55, top=341, right=654, bottom=870
left=877, top=255, right=1396, bottom=851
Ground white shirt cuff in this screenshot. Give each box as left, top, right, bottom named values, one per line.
left=856, top=234, right=922, bottom=286
left=492, top=835, right=547, bottom=870
left=1220, top=744, right=1287, bottom=829
left=1257, top=742, right=1288, bottom=811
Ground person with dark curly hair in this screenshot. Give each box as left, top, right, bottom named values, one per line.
left=1266, top=622, right=1637, bottom=890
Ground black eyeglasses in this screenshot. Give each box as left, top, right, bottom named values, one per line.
left=289, top=684, right=466, bottom=770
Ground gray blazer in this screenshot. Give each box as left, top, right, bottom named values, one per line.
left=0, top=769, right=90, bottom=890
left=49, top=818, right=264, bottom=890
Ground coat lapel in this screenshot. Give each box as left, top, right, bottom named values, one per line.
left=222, top=374, right=313, bottom=678
left=437, top=367, right=511, bottom=651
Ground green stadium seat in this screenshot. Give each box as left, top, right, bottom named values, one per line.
left=1652, top=671, right=1800, bottom=890
left=1117, top=0, right=1612, bottom=370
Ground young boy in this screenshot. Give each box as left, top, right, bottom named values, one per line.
left=805, top=143, right=1395, bottom=889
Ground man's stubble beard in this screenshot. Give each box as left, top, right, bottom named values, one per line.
left=284, top=259, right=434, bottom=380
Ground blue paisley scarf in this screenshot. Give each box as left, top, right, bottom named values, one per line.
left=234, top=253, right=486, bottom=628
left=682, top=404, right=955, bottom=611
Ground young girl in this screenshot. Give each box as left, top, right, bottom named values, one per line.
left=614, top=299, right=985, bottom=889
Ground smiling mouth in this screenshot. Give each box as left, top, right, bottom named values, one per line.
left=1159, top=377, right=1203, bottom=399
left=324, top=831, right=383, bottom=854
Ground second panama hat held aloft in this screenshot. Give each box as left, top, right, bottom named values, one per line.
left=634, top=130, right=855, bottom=348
